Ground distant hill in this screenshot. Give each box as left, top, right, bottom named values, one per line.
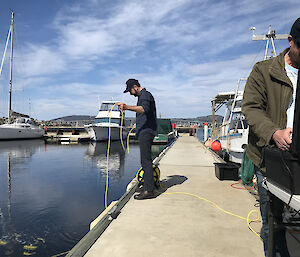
left=171, top=115, right=223, bottom=123
left=195, top=115, right=223, bottom=123
left=50, top=115, right=95, bottom=122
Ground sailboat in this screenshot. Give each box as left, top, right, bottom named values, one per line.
left=0, top=12, right=44, bottom=140
left=211, top=26, right=289, bottom=163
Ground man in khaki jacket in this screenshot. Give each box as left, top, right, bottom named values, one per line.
left=242, top=18, right=300, bottom=256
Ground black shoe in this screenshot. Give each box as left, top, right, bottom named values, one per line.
left=134, top=190, right=154, bottom=200
left=135, top=186, right=145, bottom=193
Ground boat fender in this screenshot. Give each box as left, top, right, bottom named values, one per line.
left=211, top=140, right=222, bottom=152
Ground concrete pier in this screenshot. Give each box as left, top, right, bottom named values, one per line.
left=79, top=135, right=264, bottom=257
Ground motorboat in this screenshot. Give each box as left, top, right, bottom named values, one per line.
left=85, top=101, right=128, bottom=141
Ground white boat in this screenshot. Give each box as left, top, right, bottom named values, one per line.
left=211, top=26, right=288, bottom=163
left=0, top=117, right=44, bottom=140
left=211, top=80, right=248, bottom=163
left=85, top=101, right=128, bottom=141
left=0, top=12, right=44, bottom=140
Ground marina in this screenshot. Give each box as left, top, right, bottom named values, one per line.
left=0, top=2, right=300, bottom=257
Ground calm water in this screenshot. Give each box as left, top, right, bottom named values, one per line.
left=0, top=140, right=165, bottom=257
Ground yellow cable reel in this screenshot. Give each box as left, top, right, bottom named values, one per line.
left=136, top=164, right=160, bottom=188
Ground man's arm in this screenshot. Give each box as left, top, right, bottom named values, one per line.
left=118, top=103, right=144, bottom=114
left=242, top=63, right=280, bottom=147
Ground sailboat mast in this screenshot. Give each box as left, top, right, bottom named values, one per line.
left=8, top=12, right=14, bottom=122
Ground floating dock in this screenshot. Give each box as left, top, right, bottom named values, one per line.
left=67, top=135, right=264, bottom=257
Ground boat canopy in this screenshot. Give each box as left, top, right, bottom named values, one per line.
left=211, top=91, right=243, bottom=112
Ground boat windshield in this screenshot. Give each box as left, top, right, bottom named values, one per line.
left=100, top=103, right=120, bottom=112
left=234, top=100, right=242, bottom=108
left=229, top=112, right=248, bottom=130
left=15, top=118, right=26, bottom=124
left=95, top=118, right=120, bottom=125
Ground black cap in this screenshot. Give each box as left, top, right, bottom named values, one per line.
left=290, top=18, right=300, bottom=46
left=123, top=79, right=140, bottom=93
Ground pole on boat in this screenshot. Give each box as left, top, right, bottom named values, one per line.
left=8, top=11, right=14, bottom=123
left=211, top=99, right=216, bottom=140
left=250, top=25, right=288, bottom=60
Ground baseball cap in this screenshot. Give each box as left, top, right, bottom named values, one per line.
left=123, top=79, right=140, bottom=93
left=290, top=18, right=300, bottom=47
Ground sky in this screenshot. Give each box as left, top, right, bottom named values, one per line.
left=0, top=0, right=299, bottom=120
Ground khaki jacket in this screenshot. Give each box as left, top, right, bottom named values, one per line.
left=242, top=48, right=293, bottom=170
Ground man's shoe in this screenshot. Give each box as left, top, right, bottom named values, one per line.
left=135, top=186, right=145, bottom=193
left=134, top=190, right=154, bottom=200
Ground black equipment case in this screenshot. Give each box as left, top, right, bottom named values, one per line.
left=214, top=162, right=240, bottom=181
left=264, top=70, right=300, bottom=195
left=264, top=147, right=300, bottom=194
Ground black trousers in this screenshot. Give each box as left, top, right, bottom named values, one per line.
left=138, top=131, right=155, bottom=191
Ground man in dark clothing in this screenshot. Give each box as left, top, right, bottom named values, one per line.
left=118, top=79, right=157, bottom=200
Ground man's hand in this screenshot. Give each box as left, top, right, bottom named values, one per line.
left=272, top=128, right=293, bottom=150
left=117, top=102, right=127, bottom=111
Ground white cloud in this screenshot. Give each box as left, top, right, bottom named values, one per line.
left=2, top=0, right=298, bottom=119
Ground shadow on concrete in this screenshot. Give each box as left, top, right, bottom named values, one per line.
left=155, top=175, right=188, bottom=196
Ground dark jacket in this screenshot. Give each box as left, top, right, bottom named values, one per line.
left=242, top=48, right=293, bottom=170
left=136, top=88, right=157, bottom=137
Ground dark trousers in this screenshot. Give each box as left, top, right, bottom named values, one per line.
left=255, top=166, right=290, bottom=257
left=138, top=132, right=155, bottom=191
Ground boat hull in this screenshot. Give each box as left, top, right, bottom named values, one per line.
left=0, top=126, right=44, bottom=140
left=219, top=131, right=248, bottom=164
left=85, top=125, right=128, bottom=141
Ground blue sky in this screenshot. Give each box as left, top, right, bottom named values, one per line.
left=0, top=0, right=298, bottom=120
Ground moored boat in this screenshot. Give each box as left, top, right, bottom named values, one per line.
left=85, top=101, right=128, bottom=141
left=0, top=12, right=44, bottom=140
left=153, top=118, right=176, bottom=144
left=211, top=26, right=288, bottom=163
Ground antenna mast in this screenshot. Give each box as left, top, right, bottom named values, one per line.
left=250, top=25, right=289, bottom=60
left=8, top=12, right=14, bottom=122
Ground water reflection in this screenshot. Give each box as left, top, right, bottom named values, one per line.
left=85, top=141, right=125, bottom=182
left=0, top=140, right=44, bottom=163
left=0, top=139, right=161, bottom=257
left=0, top=140, right=45, bottom=256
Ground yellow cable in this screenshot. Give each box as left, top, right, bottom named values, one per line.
left=105, top=103, right=117, bottom=209
left=119, top=109, right=126, bottom=152
left=162, top=191, right=261, bottom=239
left=106, top=103, right=134, bottom=208
left=247, top=210, right=262, bottom=239
left=126, top=126, right=135, bottom=154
